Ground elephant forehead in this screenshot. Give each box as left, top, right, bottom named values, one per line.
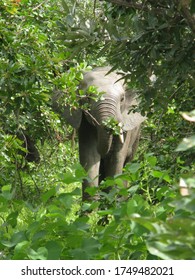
left=83, top=72, right=124, bottom=96
left=97, top=81, right=124, bottom=96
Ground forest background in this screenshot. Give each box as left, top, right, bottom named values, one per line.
left=0, top=0, right=195, bottom=260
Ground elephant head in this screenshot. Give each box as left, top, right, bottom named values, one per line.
left=59, top=67, right=145, bottom=157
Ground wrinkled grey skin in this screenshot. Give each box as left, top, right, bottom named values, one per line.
left=54, top=67, right=145, bottom=200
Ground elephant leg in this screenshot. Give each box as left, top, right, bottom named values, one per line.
left=104, top=132, right=133, bottom=174
left=101, top=134, right=130, bottom=192
left=101, top=131, right=138, bottom=194
left=101, top=152, right=124, bottom=194
left=78, top=115, right=100, bottom=201
left=103, top=150, right=124, bottom=178
left=125, top=127, right=141, bottom=164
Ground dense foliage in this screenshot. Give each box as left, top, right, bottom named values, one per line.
left=0, top=0, right=195, bottom=260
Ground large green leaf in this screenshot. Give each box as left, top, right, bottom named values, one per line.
left=45, top=241, right=63, bottom=260
left=28, top=247, right=48, bottom=260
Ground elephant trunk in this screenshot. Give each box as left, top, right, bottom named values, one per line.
left=92, top=97, right=118, bottom=157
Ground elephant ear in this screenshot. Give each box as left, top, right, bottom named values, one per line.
left=122, top=89, right=146, bottom=131
left=62, top=106, right=82, bottom=129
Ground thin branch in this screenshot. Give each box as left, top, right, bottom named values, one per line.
left=16, top=167, right=26, bottom=200
left=94, top=0, right=97, bottom=17
left=32, top=2, right=47, bottom=11
left=83, top=110, right=100, bottom=126
left=0, top=215, right=8, bottom=233
left=29, top=174, right=41, bottom=195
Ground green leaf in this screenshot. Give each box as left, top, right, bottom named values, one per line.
left=28, top=247, right=48, bottom=260
left=127, top=163, right=141, bottom=173
left=58, top=166, right=85, bottom=184
left=69, top=187, right=81, bottom=196
left=58, top=193, right=73, bottom=209
left=41, top=188, right=56, bottom=203
left=1, top=185, right=13, bottom=200
left=126, top=199, right=138, bottom=215
left=131, top=32, right=146, bottom=43
left=151, top=171, right=171, bottom=183
left=131, top=217, right=157, bottom=232
left=45, top=241, right=63, bottom=260
left=75, top=164, right=87, bottom=179
left=32, top=230, right=47, bottom=242
left=71, top=238, right=100, bottom=260
left=114, top=178, right=125, bottom=188
left=147, top=241, right=173, bottom=260
left=6, top=211, right=18, bottom=228
left=1, top=231, right=27, bottom=248
left=46, top=205, right=64, bottom=219
left=71, top=248, right=88, bottom=260
left=98, top=209, right=113, bottom=216
left=58, top=173, right=76, bottom=184
left=82, top=237, right=100, bottom=255
left=13, top=241, right=30, bottom=260
left=146, top=156, right=157, bottom=167
left=85, top=186, right=98, bottom=197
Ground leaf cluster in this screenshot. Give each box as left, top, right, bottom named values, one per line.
left=0, top=152, right=194, bottom=260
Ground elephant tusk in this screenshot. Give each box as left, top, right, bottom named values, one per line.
left=119, top=132, right=124, bottom=143
left=118, top=123, right=124, bottom=143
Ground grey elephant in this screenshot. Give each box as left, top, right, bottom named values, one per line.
left=54, top=67, right=145, bottom=200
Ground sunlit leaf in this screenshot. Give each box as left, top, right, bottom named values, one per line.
left=28, top=247, right=48, bottom=260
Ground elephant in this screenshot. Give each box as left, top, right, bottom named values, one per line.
left=54, top=67, right=145, bottom=201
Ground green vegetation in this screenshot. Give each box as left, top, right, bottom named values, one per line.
left=0, top=0, right=195, bottom=260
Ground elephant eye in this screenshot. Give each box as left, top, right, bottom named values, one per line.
left=120, top=95, right=125, bottom=102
